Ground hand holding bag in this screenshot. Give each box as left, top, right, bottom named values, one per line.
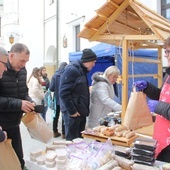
left=22, top=112, right=53, bottom=143
left=123, top=87, right=153, bottom=130
left=0, top=139, right=22, bottom=170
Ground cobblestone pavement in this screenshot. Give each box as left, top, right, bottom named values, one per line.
left=21, top=109, right=64, bottom=161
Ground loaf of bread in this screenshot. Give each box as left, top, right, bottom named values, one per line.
left=115, top=125, right=127, bottom=132
left=113, top=155, right=134, bottom=170
left=101, top=127, right=114, bottom=136
left=97, top=159, right=118, bottom=170
left=125, top=131, right=136, bottom=139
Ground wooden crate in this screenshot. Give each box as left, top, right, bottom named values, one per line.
left=82, top=132, right=138, bottom=147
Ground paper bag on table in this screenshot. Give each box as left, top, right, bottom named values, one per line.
left=0, top=139, right=22, bottom=170
left=22, top=112, right=53, bottom=143
left=123, top=88, right=153, bottom=130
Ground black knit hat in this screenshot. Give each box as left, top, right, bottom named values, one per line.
left=81, top=48, right=97, bottom=63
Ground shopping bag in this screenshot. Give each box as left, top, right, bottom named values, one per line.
left=21, top=112, right=53, bottom=143
left=0, top=139, right=22, bottom=170
left=123, top=88, right=153, bottom=130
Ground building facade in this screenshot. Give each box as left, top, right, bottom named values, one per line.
left=0, top=0, right=169, bottom=78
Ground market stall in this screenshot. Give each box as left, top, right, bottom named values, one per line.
left=78, top=0, right=170, bottom=121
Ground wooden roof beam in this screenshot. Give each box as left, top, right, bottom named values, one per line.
left=114, top=20, right=141, bottom=33
left=152, top=24, right=170, bottom=32
left=144, top=14, right=170, bottom=28
left=96, top=34, right=159, bottom=41
left=90, top=0, right=130, bottom=41
left=97, top=14, right=108, bottom=20
left=125, top=9, right=139, bottom=19
left=130, top=2, right=169, bottom=40
left=108, top=0, right=119, bottom=8
left=133, top=0, right=169, bottom=23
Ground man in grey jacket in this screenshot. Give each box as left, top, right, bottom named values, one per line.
left=60, top=49, right=97, bottom=141
left=0, top=43, right=35, bottom=169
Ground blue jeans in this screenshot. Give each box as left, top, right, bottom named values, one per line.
left=62, top=112, right=86, bottom=141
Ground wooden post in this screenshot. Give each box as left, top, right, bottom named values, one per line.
left=121, top=39, right=129, bottom=120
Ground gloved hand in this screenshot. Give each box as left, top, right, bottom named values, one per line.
left=133, top=80, right=148, bottom=91
left=148, top=100, right=158, bottom=112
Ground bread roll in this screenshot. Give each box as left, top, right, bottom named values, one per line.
left=125, top=131, right=135, bottom=139
left=162, top=163, right=170, bottom=170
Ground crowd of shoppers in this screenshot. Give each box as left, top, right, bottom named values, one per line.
left=0, top=43, right=122, bottom=169
left=3, top=37, right=170, bottom=167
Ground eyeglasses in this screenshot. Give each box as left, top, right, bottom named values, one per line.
left=164, top=50, right=170, bottom=55
left=0, top=61, right=7, bottom=67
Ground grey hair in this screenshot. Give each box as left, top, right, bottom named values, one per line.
left=103, top=66, right=120, bottom=79
left=0, top=46, right=8, bottom=58
left=10, top=43, right=30, bottom=55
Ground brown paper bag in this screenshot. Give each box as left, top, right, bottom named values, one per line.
left=22, top=112, right=53, bottom=143
left=123, top=88, right=153, bottom=130
left=0, top=139, right=22, bottom=170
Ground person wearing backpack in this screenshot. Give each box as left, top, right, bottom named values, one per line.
left=49, top=62, right=68, bottom=138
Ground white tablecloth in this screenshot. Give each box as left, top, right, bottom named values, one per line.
left=26, top=159, right=165, bottom=170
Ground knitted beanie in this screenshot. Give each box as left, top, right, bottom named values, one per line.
left=81, top=48, right=97, bottom=63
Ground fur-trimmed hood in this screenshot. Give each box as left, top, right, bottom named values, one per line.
left=91, top=72, right=111, bottom=86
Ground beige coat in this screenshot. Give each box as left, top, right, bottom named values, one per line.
left=28, top=76, right=44, bottom=105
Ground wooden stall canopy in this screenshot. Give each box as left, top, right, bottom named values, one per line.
left=78, top=0, right=170, bottom=120
left=78, top=0, right=170, bottom=47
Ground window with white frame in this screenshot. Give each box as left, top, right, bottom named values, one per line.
left=161, top=0, right=170, bottom=20
left=75, top=25, right=80, bottom=52
left=67, top=16, right=85, bottom=52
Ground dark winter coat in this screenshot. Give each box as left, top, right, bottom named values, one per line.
left=143, top=67, right=170, bottom=120
left=0, top=61, right=33, bottom=129
left=59, top=60, right=90, bottom=116
left=49, top=70, right=63, bottom=105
